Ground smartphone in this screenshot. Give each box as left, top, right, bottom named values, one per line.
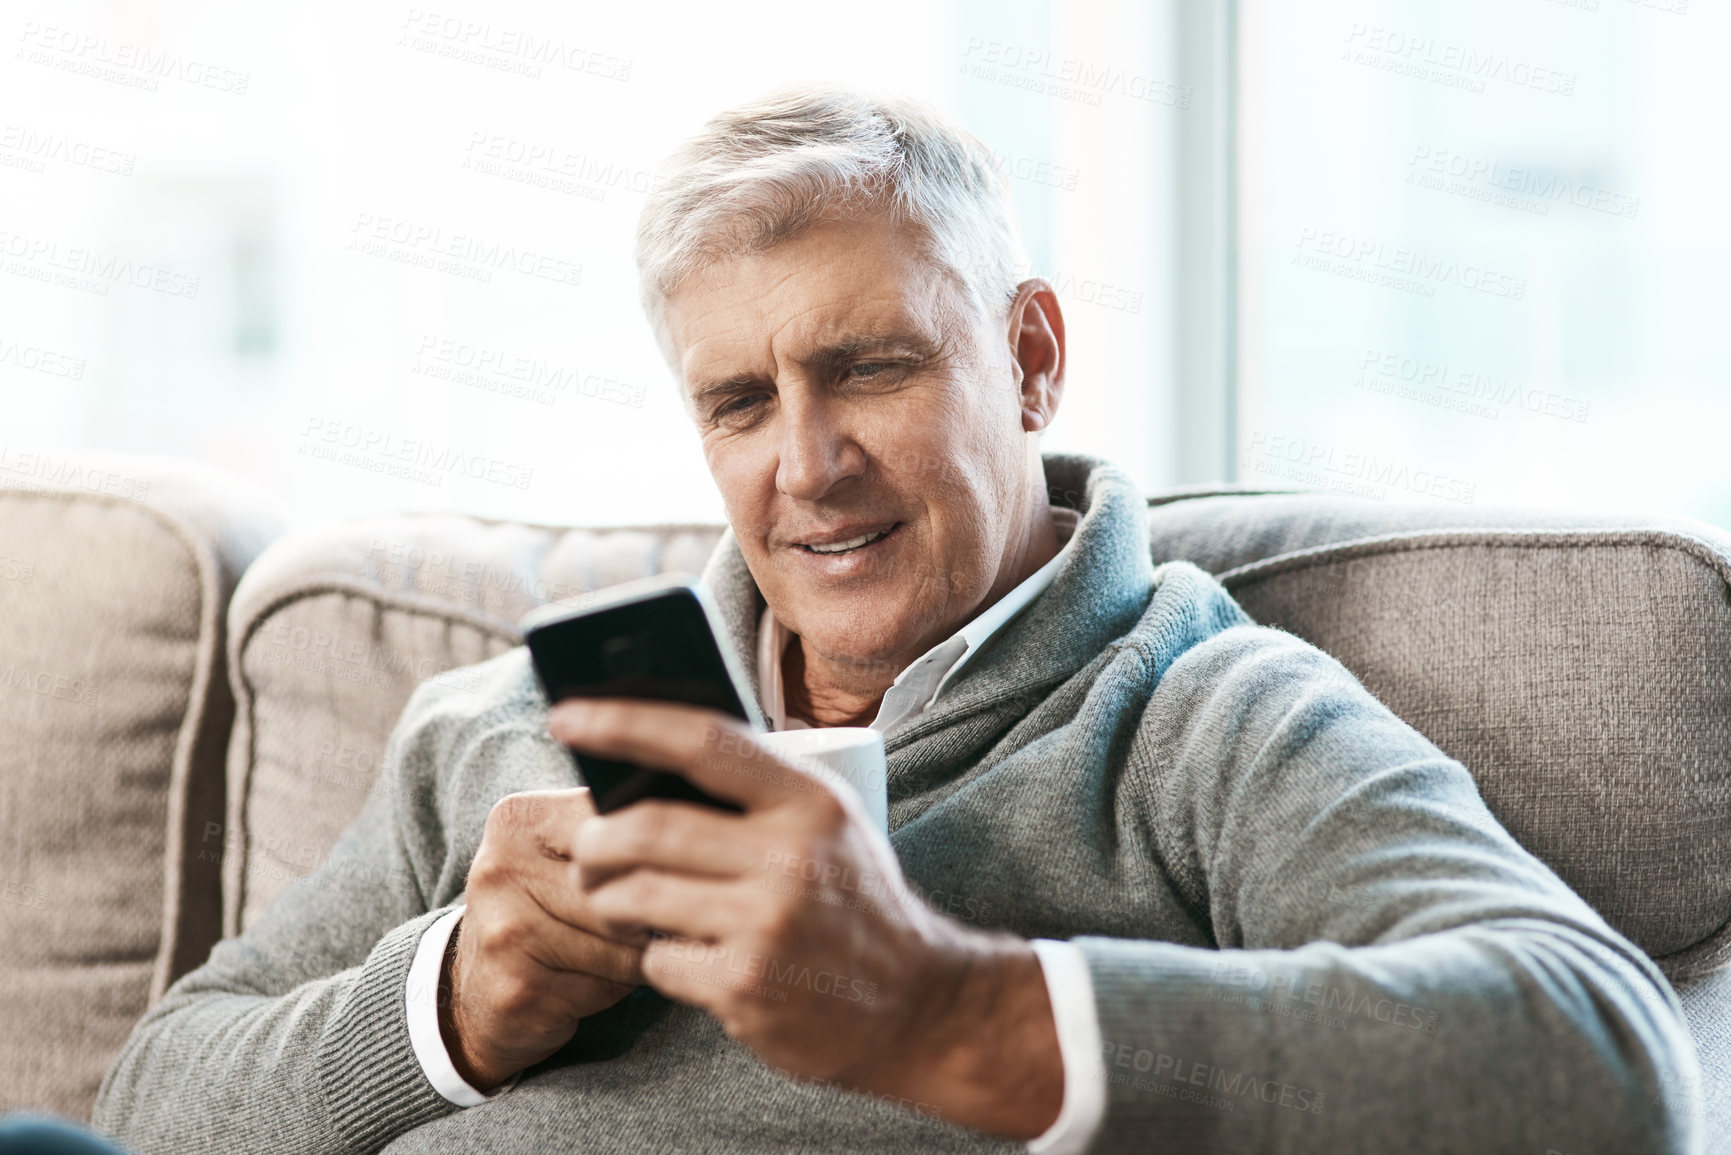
left=520, top=574, right=766, bottom=814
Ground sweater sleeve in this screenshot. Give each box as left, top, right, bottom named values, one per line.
left=1076, top=622, right=1702, bottom=1154
left=91, top=676, right=505, bottom=1155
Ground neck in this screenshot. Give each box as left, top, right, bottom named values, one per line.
left=782, top=487, right=1062, bottom=729
left=782, top=637, right=882, bottom=727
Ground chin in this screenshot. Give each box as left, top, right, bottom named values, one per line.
left=798, top=594, right=928, bottom=670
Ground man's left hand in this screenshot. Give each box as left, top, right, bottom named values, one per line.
left=548, top=698, right=1064, bottom=1138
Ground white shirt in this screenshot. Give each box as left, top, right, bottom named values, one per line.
left=406, top=505, right=1106, bottom=1153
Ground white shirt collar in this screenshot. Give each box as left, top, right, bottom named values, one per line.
left=757, top=507, right=1080, bottom=733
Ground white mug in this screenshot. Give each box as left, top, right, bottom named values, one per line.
left=757, top=727, right=888, bottom=834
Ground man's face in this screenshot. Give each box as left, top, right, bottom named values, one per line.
left=663, top=211, right=1046, bottom=677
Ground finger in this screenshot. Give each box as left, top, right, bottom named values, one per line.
left=500, top=908, right=647, bottom=987
left=483, top=788, right=598, bottom=860
left=640, top=936, right=777, bottom=1013
left=548, top=700, right=810, bottom=811
left=585, top=868, right=748, bottom=943
left=517, top=857, right=628, bottom=939
left=573, top=800, right=769, bottom=888
left=472, top=792, right=631, bottom=941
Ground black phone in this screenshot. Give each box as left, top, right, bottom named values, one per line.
left=520, top=574, right=765, bottom=814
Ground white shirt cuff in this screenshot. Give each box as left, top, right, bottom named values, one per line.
left=1026, top=939, right=1107, bottom=1155
left=406, top=905, right=520, bottom=1107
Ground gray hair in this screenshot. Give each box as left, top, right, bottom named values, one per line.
left=634, top=85, right=1030, bottom=368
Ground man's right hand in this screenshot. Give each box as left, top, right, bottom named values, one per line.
left=439, top=788, right=647, bottom=1090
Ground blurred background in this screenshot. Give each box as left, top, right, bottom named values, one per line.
left=2, top=0, right=1725, bottom=531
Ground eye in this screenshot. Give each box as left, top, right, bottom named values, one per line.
left=846, top=362, right=890, bottom=379
left=715, top=394, right=764, bottom=418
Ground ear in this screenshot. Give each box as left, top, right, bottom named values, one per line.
left=1004, top=278, right=1066, bottom=434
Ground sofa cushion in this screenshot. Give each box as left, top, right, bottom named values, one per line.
left=223, top=518, right=722, bottom=933
left=1143, top=494, right=1731, bottom=978
left=0, top=452, right=278, bottom=1119
left=1144, top=489, right=1723, bottom=573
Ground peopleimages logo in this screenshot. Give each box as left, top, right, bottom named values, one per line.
left=1407, top=146, right=1640, bottom=220
left=0, top=445, right=150, bottom=500
left=0, top=662, right=99, bottom=705
left=398, top=9, right=632, bottom=81
left=1103, top=1042, right=1327, bottom=1116
left=410, top=335, right=645, bottom=408
left=14, top=22, right=251, bottom=94
left=959, top=37, right=1191, bottom=109
left=462, top=132, right=662, bottom=200
left=660, top=939, right=880, bottom=1007
left=298, top=417, right=535, bottom=490
left=0, top=124, right=136, bottom=176
left=0, top=226, right=200, bottom=299
left=1342, top=23, right=1577, bottom=97
left=0, top=334, right=85, bottom=379
left=1241, top=430, right=1477, bottom=506
left=347, top=212, right=582, bottom=289
left=366, top=537, right=590, bottom=605
left=1356, top=347, right=1590, bottom=424
left=987, top=147, right=1081, bottom=192
left=1210, top=960, right=1441, bottom=1033
left=258, top=618, right=485, bottom=694
left=1293, top=228, right=1526, bottom=301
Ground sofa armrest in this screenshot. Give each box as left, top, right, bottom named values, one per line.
left=0, top=450, right=280, bottom=1119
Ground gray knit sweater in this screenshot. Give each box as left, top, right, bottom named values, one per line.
left=93, top=453, right=1700, bottom=1154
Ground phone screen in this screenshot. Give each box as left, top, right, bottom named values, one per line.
left=523, top=578, right=759, bottom=814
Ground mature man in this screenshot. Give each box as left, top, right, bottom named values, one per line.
left=95, top=88, right=1696, bottom=1154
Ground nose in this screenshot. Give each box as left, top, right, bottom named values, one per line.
left=774, top=390, right=867, bottom=502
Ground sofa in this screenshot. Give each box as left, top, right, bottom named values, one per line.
left=2, top=451, right=1727, bottom=1150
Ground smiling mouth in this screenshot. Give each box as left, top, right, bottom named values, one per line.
left=797, top=523, right=902, bottom=555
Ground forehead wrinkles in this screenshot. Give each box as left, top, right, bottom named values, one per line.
left=684, top=275, right=956, bottom=389
left=767, top=289, right=938, bottom=363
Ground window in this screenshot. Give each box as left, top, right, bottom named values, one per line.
left=2, top=2, right=1187, bottom=528
left=1236, top=0, right=1730, bottom=526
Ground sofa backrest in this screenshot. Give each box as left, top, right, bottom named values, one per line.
left=0, top=453, right=278, bottom=1119
left=221, top=518, right=723, bottom=933
left=222, top=494, right=1731, bottom=982
left=1146, top=494, right=1731, bottom=979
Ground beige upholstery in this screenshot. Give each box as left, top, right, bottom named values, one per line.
left=1224, top=530, right=1731, bottom=976
left=222, top=518, right=722, bottom=933
left=0, top=454, right=279, bottom=1119
left=1146, top=495, right=1731, bottom=978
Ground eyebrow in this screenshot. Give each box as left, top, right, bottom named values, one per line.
left=807, top=333, right=935, bottom=370
left=688, top=375, right=763, bottom=409
left=687, top=331, right=940, bottom=404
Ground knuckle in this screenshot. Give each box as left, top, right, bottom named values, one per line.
left=623, top=871, right=659, bottom=911
left=586, top=880, right=625, bottom=922
left=719, top=1000, right=771, bottom=1042
left=495, top=972, right=538, bottom=1016
left=467, top=861, right=497, bottom=895
left=473, top=914, right=523, bottom=958
left=753, top=898, right=797, bottom=946
left=623, top=805, right=671, bottom=859
left=467, top=847, right=507, bottom=891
